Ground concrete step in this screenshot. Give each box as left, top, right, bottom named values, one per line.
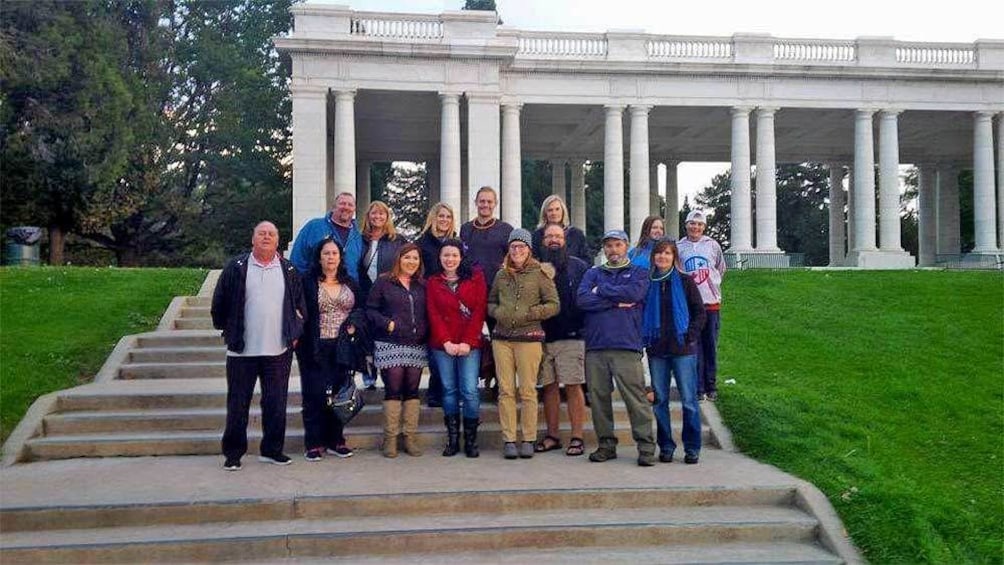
left=0, top=505, right=819, bottom=563
left=44, top=400, right=696, bottom=435
left=24, top=422, right=717, bottom=460
left=118, top=361, right=236, bottom=379
left=179, top=306, right=210, bottom=318
left=136, top=333, right=223, bottom=349
left=2, top=486, right=796, bottom=532
left=174, top=318, right=214, bottom=330
left=185, top=296, right=212, bottom=308
left=129, top=346, right=225, bottom=364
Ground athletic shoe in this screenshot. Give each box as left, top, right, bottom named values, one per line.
left=327, top=445, right=354, bottom=458
left=706, top=391, right=718, bottom=402
left=304, top=449, right=323, bottom=462
left=223, top=457, right=242, bottom=471
left=659, top=451, right=674, bottom=463
left=637, top=452, right=656, bottom=467
left=258, top=453, right=293, bottom=466
left=518, top=441, right=534, bottom=459
left=684, top=452, right=700, bottom=464
left=503, top=442, right=519, bottom=459
left=588, top=447, right=617, bottom=463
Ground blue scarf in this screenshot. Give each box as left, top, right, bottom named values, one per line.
left=642, top=267, right=690, bottom=348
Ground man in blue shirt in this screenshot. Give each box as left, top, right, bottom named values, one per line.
left=289, top=192, right=364, bottom=282
left=577, top=229, right=656, bottom=467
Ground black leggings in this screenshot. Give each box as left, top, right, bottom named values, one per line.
left=382, top=366, right=423, bottom=401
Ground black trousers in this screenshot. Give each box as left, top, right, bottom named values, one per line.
left=221, top=350, right=293, bottom=459
left=299, top=340, right=349, bottom=451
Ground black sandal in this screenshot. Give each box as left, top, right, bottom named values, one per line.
left=534, top=435, right=563, bottom=452
left=566, top=437, right=585, bottom=456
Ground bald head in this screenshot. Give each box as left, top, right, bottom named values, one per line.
left=251, top=221, right=279, bottom=261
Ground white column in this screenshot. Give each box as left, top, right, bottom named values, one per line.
left=604, top=105, right=625, bottom=233
left=291, top=85, right=329, bottom=240
left=755, top=107, right=779, bottom=251
left=649, top=161, right=660, bottom=217
left=997, top=114, right=1004, bottom=250
left=501, top=103, right=523, bottom=228
left=355, top=160, right=371, bottom=224
left=936, top=164, right=961, bottom=255
left=570, top=159, right=587, bottom=234
left=846, top=165, right=856, bottom=253
left=729, top=107, right=753, bottom=251
left=466, top=93, right=501, bottom=220
left=439, top=92, right=462, bottom=217
left=550, top=159, right=566, bottom=200
left=629, top=105, right=652, bottom=242
left=333, top=89, right=357, bottom=199
left=878, top=110, right=904, bottom=251
left=827, top=163, right=846, bottom=266
left=852, top=109, right=877, bottom=252
left=973, top=111, right=998, bottom=252
left=665, top=161, right=680, bottom=238
left=917, top=164, right=937, bottom=266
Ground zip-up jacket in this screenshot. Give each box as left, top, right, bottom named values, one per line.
left=488, top=260, right=560, bottom=342
left=576, top=262, right=650, bottom=352
left=426, top=269, right=488, bottom=350
left=289, top=215, right=364, bottom=283
left=541, top=256, right=590, bottom=342
left=645, top=273, right=707, bottom=358
left=365, top=275, right=428, bottom=346
left=211, top=253, right=306, bottom=354
left=359, top=233, right=409, bottom=300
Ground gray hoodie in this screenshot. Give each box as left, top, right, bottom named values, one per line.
left=677, top=236, right=726, bottom=306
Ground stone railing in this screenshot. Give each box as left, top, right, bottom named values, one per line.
left=349, top=16, right=443, bottom=39
left=648, top=37, right=732, bottom=59
left=517, top=32, right=607, bottom=57
left=774, top=39, right=856, bottom=62
left=896, top=43, right=975, bottom=65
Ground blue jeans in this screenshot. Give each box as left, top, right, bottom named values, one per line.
left=648, top=353, right=701, bottom=457
left=698, top=310, right=720, bottom=395
left=431, top=349, right=482, bottom=420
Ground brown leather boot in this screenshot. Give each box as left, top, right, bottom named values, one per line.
left=402, top=399, right=423, bottom=456
left=381, top=400, right=401, bottom=458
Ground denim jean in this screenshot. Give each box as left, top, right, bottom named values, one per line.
left=648, top=353, right=701, bottom=457
left=432, top=349, right=482, bottom=420
left=697, top=310, right=720, bottom=395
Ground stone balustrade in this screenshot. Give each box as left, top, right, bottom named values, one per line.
left=647, top=38, right=732, bottom=59
left=774, top=39, right=856, bottom=62
left=350, top=16, right=443, bottom=39
left=896, top=43, right=975, bottom=66
left=517, top=32, right=607, bottom=57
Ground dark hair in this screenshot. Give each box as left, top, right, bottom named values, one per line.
left=438, top=238, right=475, bottom=281
left=649, top=238, right=683, bottom=272
left=637, top=216, right=665, bottom=249
left=387, top=242, right=424, bottom=280
left=311, top=238, right=352, bottom=285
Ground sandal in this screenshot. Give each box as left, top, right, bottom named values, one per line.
left=534, top=435, right=563, bottom=453
left=565, top=438, right=585, bottom=457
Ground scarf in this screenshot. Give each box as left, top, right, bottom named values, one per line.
left=642, top=267, right=690, bottom=348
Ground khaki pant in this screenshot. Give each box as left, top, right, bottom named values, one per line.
left=586, top=349, right=655, bottom=454
left=493, top=340, right=543, bottom=443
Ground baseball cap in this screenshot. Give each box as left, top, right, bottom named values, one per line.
left=686, top=210, right=707, bottom=224
left=601, top=229, right=629, bottom=242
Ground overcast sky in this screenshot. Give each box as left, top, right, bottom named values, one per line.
left=308, top=0, right=1003, bottom=205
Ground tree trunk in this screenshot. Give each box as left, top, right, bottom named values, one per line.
left=48, top=225, right=65, bottom=265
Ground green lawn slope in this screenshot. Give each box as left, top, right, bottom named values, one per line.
left=0, top=267, right=206, bottom=441
left=718, top=270, right=1003, bottom=563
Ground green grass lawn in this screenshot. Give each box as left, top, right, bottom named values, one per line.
left=0, top=267, right=206, bottom=441
left=718, top=270, right=1004, bottom=564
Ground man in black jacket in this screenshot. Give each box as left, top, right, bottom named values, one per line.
left=211, top=221, right=306, bottom=471
left=535, top=223, right=591, bottom=457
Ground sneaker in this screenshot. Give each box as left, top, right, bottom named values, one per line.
left=588, top=447, right=617, bottom=463
left=304, top=449, right=323, bottom=462
left=327, top=445, right=354, bottom=458
left=503, top=442, right=519, bottom=459
left=684, top=452, right=700, bottom=465
left=223, top=457, right=242, bottom=471
left=698, top=393, right=707, bottom=402
left=637, top=452, right=656, bottom=467
left=258, top=453, right=293, bottom=466
left=518, top=441, right=534, bottom=459
left=706, top=391, right=718, bottom=402
left=659, top=451, right=674, bottom=463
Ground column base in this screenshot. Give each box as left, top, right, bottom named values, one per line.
left=949, top=252, right=1004, bottom=270
left=845, top=249, right=915, bottom=269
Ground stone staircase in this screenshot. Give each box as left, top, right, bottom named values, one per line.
left=0, top=272, right=860, bottom=563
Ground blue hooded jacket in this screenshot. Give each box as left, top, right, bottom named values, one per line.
left=576, top=262, right=650, bottom=352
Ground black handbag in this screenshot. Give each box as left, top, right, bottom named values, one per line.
left=327, top=380, right=365, bottom=425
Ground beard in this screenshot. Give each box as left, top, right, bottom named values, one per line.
left=540, top=245, right=568, bottom=267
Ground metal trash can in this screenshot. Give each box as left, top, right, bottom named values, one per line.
left=5, top=226, right=43, bottom=266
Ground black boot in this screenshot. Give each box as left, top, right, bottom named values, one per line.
left=463, top=417, right=480, bottom=458
left=442, top=415, right=461, bottom=457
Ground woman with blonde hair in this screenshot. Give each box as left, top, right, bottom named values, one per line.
left=416, top=201, right=457, bottom=407
left=359, top=200, right=408, bottom=389
left=531, top=195, right=590, bottom=262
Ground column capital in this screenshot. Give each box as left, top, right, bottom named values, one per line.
left=731, top=106, right=753, bottom=117
left=974, top=110, right=996, bottom=120
left=604, top=104, right=625, bottom=113
left=333, top=89, right=357, bottom=101
left=501, top=102, right=523, bottom=113
left=756, top=106, right=779, bottom=116
left=855, top=108, right=877, bottom=118
left=879, top=109, right=902, bottom=118
left=289, top=84, right=329, bottom=98
left=438, top=91, right=462, bottom=102
left=465, top=92, right=501, bottom=104
left=629, top=104, right=653, bottom=115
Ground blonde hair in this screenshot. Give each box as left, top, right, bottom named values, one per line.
left=421, top=202, right=457, bottom=238
left=361, top=200, right=398, bottom=241
left=537, top=195, right=570, bottom=229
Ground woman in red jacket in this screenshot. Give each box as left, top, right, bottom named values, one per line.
left=426, top=239, right=488, bottom=457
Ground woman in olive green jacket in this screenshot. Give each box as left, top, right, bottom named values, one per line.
left=487, top=228, right=560, bottom=460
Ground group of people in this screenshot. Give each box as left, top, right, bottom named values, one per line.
left=211, top=187, right=726, bottom=470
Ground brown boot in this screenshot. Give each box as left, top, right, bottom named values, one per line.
left=382, top=400, right=401, bottom=458
left=402, top=399, right=423, bottom=456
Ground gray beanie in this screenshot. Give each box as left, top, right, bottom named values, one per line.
left=508, top=228, right=533, bottom=247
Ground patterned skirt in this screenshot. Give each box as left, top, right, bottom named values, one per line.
left=373, top=341, right=428, bottom=370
